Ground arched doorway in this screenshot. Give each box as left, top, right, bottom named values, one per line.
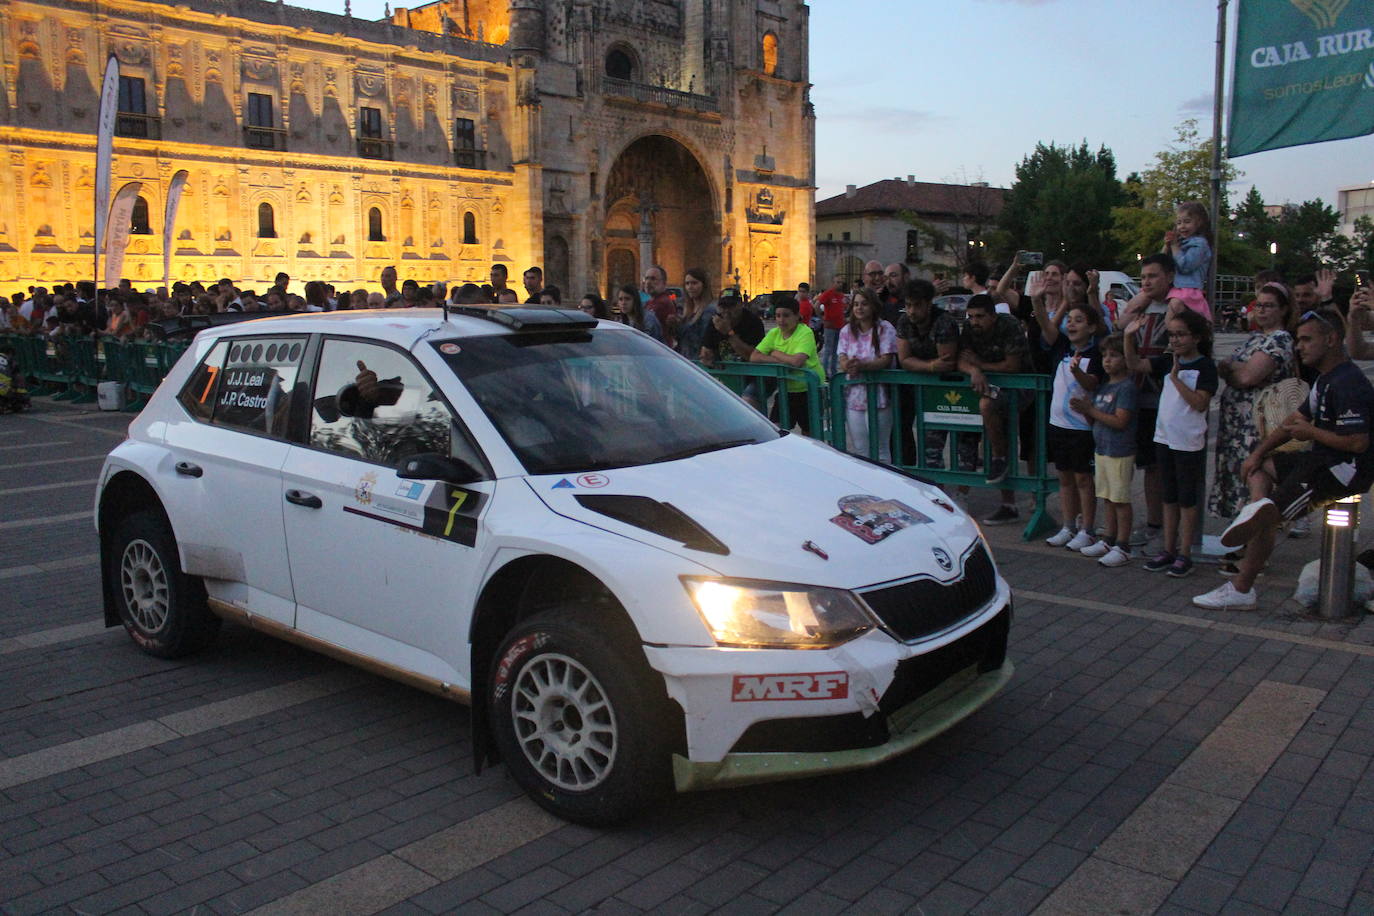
left=603, top=135, right=718, bottom=294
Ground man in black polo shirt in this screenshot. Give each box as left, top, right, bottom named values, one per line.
left=700, top=290, right=767, bottom=408
left=1195, top=308, right=1374, bottom=610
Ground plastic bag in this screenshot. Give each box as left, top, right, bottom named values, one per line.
left=1293, top=559, right=1374, bottom=608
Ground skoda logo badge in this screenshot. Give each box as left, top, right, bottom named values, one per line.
left=932, top=547, right=953, bottom=572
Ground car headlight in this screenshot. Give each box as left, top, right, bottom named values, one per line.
left=681, top=577, right=874, bottom=649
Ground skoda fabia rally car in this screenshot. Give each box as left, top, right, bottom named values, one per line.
left=96, top=306, right=1013, bottom=823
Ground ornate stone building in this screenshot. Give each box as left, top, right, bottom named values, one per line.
left=0, top=0, right=814, bottom=296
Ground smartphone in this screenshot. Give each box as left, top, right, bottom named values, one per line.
left=1017, top=251, right=1043, bottom=267
left=1357, top=270, right=1371, bottom=289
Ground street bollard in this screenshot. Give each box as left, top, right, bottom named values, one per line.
left=1317, top=494, right=1361, bottom=619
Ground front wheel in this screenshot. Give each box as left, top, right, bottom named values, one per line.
left=108, top=510, right=220, bottom=658
left=489, top=612, right=673, bottom=824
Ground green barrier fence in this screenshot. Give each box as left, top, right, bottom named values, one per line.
left=829, top=370, right=1059, bottom=541
left=699, top=361, right=827, bottom=436
left=1, top=333, right=191, bottom=411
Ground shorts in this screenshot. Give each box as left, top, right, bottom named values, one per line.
left=1271, top=451, right=1374, bottom=521
left=1048, top=425, right=1094, bottom=474
left=1095, top=453, right=1135, bottom=504
left=1157, top=444, right=1206, bottom=508
left=1134, top=408, right=1158, bottom=467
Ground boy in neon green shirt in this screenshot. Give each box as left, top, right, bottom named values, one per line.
left=746, top=294, right=823, bottom=433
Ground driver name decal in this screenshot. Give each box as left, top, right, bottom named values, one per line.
left=732, top=672, right=849, bottom=702
left=830, top=495, right=932, bottom=544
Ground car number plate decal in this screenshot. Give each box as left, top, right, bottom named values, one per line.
left=731, top=672, right=849, bottom=702
left=829, top=494, right=931, bottom=544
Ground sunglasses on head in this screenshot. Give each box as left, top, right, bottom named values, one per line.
left=1301, top=309, right=1336, bottom=331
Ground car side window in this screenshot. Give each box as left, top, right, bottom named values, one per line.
left=177, top=340, right=230, bottom=422
left=207, top=337, right=305, bottom=439
left=309, top=338, right=456, bottom=467
left=176, top=337, right=304, bottom=439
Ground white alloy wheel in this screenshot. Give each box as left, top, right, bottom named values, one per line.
left=511, top=652, right=617, bottom=790
left=120, top=538, right=170, bottom=633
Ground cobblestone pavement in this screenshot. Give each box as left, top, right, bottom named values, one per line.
left=1, top=396, right=1371, bottom=916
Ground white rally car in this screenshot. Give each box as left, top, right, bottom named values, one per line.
left=96, top=306, right=1013, bottom=823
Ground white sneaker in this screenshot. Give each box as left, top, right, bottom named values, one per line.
left=1079, top=539, right=1111, bottom=558
left=1192, top=581, right=1258, bottom=610
left=1288, top=516, right=1311, bottom=539
left=1099, top=545, right=1131, bottom=567
left=1065, top=530, right=1096, bottom=551
left=1046, top=526, right=1075, bottom=547
left=1220, top=499, right=1280, bottom=549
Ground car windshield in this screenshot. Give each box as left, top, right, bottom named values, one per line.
left=435, top=328, right=781, bottom=475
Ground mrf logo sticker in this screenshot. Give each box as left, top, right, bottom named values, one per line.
left=830, top=494, right=931, bottom=544
left=732, top=672, right=849, bottom=702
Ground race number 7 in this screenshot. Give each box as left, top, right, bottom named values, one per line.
left=198, top=365, right=220, bottom=403
left=444, top=489, right=468, bottom=537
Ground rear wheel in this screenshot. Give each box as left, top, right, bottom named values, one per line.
left=489, top=612, right=673, bottom=824
left=109, top=511, right=220, bottom=658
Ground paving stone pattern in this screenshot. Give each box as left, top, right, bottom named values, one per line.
left=1, top=399, right=1371, bottom=914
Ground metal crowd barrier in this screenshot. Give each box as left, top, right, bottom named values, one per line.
left=699, top=361, right=827, bottom=436
left=698, top=360, right=1060, bottom=541
left=830, top=370, right=1059, bottom=541
left=1, top=333, right=189, bottom=411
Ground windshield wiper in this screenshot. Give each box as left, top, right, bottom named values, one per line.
left=648, top=438, right=760, bottom=465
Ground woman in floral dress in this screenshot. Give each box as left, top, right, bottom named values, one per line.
left=1207, top=282, right=1295, bottom=519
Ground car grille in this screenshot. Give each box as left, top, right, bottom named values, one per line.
left=858, top=542, right=997, bottom=642
left=878, top=606, right=1009, bottom=716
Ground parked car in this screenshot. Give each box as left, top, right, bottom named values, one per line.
left=95, top=306, right=1013, bottom=823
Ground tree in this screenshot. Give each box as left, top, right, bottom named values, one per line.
left=1110, top=119, right=1243, bottom=268
left=1271, top=200, right=1342, bottom=277
left=997, top=141, right=1124, bottom=267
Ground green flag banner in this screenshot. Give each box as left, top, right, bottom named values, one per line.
left=1228, top=0, right=1374, bottom=157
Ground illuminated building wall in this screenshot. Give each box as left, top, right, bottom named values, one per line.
left=0, top=0, right=814, bottom=297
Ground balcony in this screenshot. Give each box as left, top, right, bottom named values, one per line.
left=244, top=125, right=288, bottom=151
left=115, top=112, right=162, bottom=140
left=357, top=136, right=394, bottom=160
left=453, top=148, right=487, bottom=169
left=599, top=76, right=719, bottom=114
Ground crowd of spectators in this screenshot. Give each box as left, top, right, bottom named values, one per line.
left=5, top=222, right=1373, bottom=610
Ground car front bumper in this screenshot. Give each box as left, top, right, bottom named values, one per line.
left=647, top=595, right=1013, bottom=792
left=671, top=656, right=1013, bottom=792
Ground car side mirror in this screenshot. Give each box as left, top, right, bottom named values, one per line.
left=396, top=452, right=482, bottom=485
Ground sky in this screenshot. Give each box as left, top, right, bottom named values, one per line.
left=297, top=0, right=1373, bottom=209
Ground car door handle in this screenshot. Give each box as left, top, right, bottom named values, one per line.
left=174, top=461, right=203, bottom=478
left=285, top=490, right=323, bottom=509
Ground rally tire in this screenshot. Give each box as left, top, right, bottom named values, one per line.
left=108, top=511, right=220, bottom=658
left=488, top=612, right=673, bottom=824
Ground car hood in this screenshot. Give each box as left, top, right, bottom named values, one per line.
left=525, top=434, right=985, bottom=589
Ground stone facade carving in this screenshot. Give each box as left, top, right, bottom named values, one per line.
left=0, top=0, right=813, bottom=295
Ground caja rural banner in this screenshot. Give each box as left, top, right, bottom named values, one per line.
left=1228, top=0, right=1374, bottom=157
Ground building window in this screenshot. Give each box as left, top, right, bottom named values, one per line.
left=605, top=47, right=635, bottom=81
left=462, top=211, right=478, bottom=245
left=906, top=230, right=921, bottom=263
left=761, top=32, right=779, bottom=76
left=368, top=207, right=385, bottom=242
left=358, top=107, right=392, bottom=160
left=116, top=76, right=159, bottom=138
left=258, top=202, right=276, bottom=238
left=244, top=93, right=285, bottom=150
left=453, top=117, right=484, bottom=168
left=118, top=76, right=146, bottom=114
left=130, top=196, right=151, bottom=235
left=842, top=231, right=851, bottom=242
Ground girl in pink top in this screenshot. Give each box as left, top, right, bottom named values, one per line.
left=838, top=287, right=898, bottom=462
